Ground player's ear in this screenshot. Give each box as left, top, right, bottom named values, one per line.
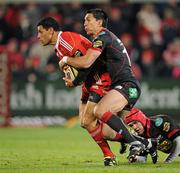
left=98, top=19, right=103, bottom=27
left=49, top=27, right=54, bottom=34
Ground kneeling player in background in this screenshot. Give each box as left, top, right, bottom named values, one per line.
left=124, top=108, right=180, bottom=163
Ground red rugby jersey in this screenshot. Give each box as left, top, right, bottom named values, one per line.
left=54, top=31, right=92, bottom=59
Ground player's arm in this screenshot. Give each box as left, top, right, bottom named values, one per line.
left=63, top=68, right=92, bottom=88
left=164, top=136, right=180, bottom=163
left=72, top=68, right=91, bottom=86
left=63, top=48, right=94, bottom=87
left=63, top=68, right=92, bottom=87
left=61, top=48, right=101, bottom=69
left=72, top=49, right=93, bottom=86
left=59, top=37, right=105, bottom=69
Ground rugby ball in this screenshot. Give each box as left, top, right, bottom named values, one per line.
left=63, top=65, right=78, bottom=80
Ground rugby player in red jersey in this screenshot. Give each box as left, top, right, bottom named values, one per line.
left=37, top=17, right=123, bottom=166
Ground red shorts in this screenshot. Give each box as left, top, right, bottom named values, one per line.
left=81, top=72, right=111, bottom=103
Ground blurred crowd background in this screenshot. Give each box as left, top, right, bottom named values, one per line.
left=0, top=1, right=180, bottom=82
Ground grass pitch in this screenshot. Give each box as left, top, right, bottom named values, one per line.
left=0, top=127, right=179, bottom=173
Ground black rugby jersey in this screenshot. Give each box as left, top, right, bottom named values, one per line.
left=148, top=115, right=180, bottom=153
left=149, top=115, right=180, bottom=141
left=92, top=28, right=138, bottom=87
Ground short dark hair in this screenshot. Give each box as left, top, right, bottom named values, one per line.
left=86, top=8, right=108, bottom=27
left=37, top=17, right=59, bottom=31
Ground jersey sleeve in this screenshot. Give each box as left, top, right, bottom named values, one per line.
left=72, top=49, right=92, bottom=86
left=72, top=68, right=91, bottom=86
left=154, top=115, right=180, bottom=135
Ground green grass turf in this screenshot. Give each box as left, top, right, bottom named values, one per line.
left=0, top=127, right=179, bottom=173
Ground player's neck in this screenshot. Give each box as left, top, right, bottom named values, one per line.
left=92, top=27, right=105, bottom=38
left=50, top=31, right=59, bottom=45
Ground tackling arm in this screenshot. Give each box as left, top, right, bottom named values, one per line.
left=60, top=48, right=101, bottom=69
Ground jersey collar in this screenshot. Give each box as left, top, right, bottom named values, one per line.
left=54, top=31, right=62, bottom=50
left=94, top=28, right=106, bottom=39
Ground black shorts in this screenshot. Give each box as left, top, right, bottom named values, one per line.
left=114, top=81, right=141, bottom=110
left=81, top=72, right=111, bottom=104
left=81, top=91, right=102, bottom=104
left=88, top=92, right=102, bottom=103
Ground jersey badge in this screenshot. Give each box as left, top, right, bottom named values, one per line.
left=158, top=139, right=172, bottom=152
left=155, top=117, right=163, bottom=127
left=93, top=40, right=103, bottom=48
left=128, top=88, right=138, bottom=99
left=163, top=122, right=170, bottom=132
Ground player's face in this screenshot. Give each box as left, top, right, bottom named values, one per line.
left=84, top=13, right=102, bottom=36
left=129, top=121, right=144, bottom=135
left=37, top=25, right=52, bottom=46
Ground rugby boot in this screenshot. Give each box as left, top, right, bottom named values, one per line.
left=104, top=156, right=117, bottom=166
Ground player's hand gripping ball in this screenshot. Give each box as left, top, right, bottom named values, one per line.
left=63, top=65, right=78, bottom=81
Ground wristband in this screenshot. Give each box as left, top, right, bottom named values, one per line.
left=59, top=56, right=68, bottom=67
left=62, top=56, right=68, bottom=63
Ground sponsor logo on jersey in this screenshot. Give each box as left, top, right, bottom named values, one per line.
left=74, top=50, right=82, bottom=57
left=163, top=122, right=170, bottom=132
left=115, top=85, right=123, bottom=90
left=155, top=117, right=163, bottom=127
left=158, top=139, right=172, bottom=152
left=128, top=88, right=138, bottom=99
left=93, top=40, right=103, bottom=48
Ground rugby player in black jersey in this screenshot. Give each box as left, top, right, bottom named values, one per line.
left=59, top=8, right=146, bottom=163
